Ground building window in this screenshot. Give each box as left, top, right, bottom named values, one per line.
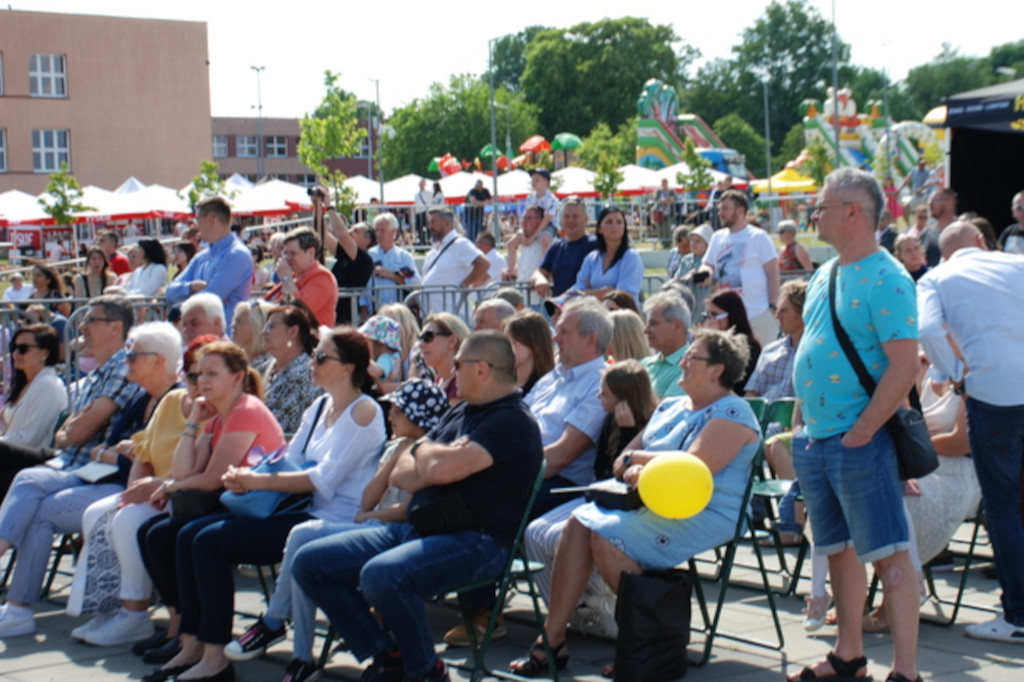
left=298, top=174, right=317, bottom=187
left=212, top=135, right=228, bottom=158
left=236, top=135, right=258, bottom=158
left=32, top=129, right=70, bottom=172
left=29, top=54, right=67, bottom=98
left=265, top=136, right=287, bottom=158
left=0, top=129, right=7, bottom=172
left=355, top=136, right=371, bottom=159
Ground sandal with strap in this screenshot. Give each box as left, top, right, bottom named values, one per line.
left=508, top=641, right=569, bottom=678
left=790, top=651, right=872, bottom=681
left=885, top=673, right=921, bottom=682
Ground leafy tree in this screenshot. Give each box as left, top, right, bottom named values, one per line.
left=520, top=18, right=681, bottom=138
left=902, top=43, right=995, bottom=117
left=676, top=140, right=715, bottom=195
left=578, top=118, right=637, bottom=170
left=298, top=71, right=366, bottom=216
left=181, top=160, right=228, bottom=210
left=713, top=114, right=768, bottom=177
left=487, top=26, right=548, bottom=93
left=382, top=74, right=538, bottom=179
left=776, top=122, right=807, bottom=171
left=40, top=162, right=93, bottom=227
left=591, top=155, right=625, bottom=200
left=798, top=140, right=832, bottom=186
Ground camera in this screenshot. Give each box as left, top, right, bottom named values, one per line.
left=307, top=187, right=326, bottom=200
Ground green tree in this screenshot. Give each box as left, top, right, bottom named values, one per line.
left=181, top=160, right=228, bottom=210
left=713, top=114, right=767, bottom=177
left=578, top=118, right=636, bottom=170
left=382, top=74, right=538, bottom=179
left=487, top=26, right=548, bottom=92
left=902, top=43, right=995, bottom=117
left=798, top=140, right=832, bottom=187
left=40, top=161, right=93, bottom=227
left=520, top=18, right=681, bottom=137
left=676, top=140, right=715, bottom=195
left=298, top=71, right=366, bottom=216
left=776, top=121, right=807, bottom=170
left=591, top=154, right=625, bottom=200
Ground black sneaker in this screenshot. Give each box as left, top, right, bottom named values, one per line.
left=282, top=658, right=320, bottom=682
left=224, top=618, right=286, bottom=661
left=360, top=650, right=404, bottom=682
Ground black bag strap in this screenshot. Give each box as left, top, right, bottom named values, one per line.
left=421, top=236, right=463, bottom=276
left=302, top=396, right=328, bottom=455
left=828, top=263, right=923, bottom=411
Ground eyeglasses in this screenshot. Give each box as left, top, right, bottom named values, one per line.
left=184, top=372, right=200, bottom=384
left=811, top=201, right=853, bottom=215
left=418, top=330, right=452, bottom=344
left=454, top=358, right=494, bottom=371
left=684, top=353, right=715, bottom=364
left=12, top=343, right=39, bottom=354
left=83, top=316, right=118, bottom=325
left=700, top=311, right=729, bottom=322
left=314, top=351, right=345, bottom=365
left=126, top=350, right=159, bottom=363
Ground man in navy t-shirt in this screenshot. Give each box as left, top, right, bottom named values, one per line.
left=531, top=197, right=596, bottom=298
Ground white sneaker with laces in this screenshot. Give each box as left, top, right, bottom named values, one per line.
left=83, top=609, right=155, bottom=647
left=965, top=614, right=1024, bottom=643
left=71, top=611, right=116, bottom=641
left=802, top=594, right=832, bottom=633
left=0, top=603, right=36, bottom=637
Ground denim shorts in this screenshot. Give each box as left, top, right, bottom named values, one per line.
left=793, top=428, right=908, bottom=563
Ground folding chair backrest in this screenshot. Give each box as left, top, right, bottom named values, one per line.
left=762, top=398, right=796, bottom=433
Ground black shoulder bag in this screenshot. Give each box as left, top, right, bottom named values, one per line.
left=828, top=264, right=938, bottom=480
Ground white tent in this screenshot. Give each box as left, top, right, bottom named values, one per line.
left=495, top=169, right=532, bottom=199
left=115, top=176, right=147, bottom=195
left=381, top=174, right=425, bottom=205
left=231, top=179, right=311, bottom=217
left=652, top=162, right=737, bottom=190
left=439, top=171, right=491, bottom=201
left=345, top=175, right=383, bottom=205
left=552, top=167, right=599, bottom=197
left=616, top=164, right=661, bottom=195
left=0, top=190, right=49, bottom=226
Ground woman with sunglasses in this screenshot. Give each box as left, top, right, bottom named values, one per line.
left=0, top=324, right=68, bottom=453
left=416, top=312, right=470, bottom=406
left=260, top=304, right=323, bottom=434
left=700, top=290, right=761, bottom=395
left=150, top=329, right=386, bottom=682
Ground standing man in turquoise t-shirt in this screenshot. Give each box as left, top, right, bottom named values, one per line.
left=788, top=169, right=920, bottom=682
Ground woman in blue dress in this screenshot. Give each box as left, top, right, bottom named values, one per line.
left=573, top=205, right=645, bottom=306
left=509, top=328, right=761, bottom=676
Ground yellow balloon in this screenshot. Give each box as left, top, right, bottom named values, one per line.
left=637, top=452, right=714, bottom=519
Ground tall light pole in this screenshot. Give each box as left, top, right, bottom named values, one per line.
left=830, top=0, right=841, bottom=168
left=488, top=39, right=499, bottom=217
left=251, top=66, right=265, bottom=179
left=370, top=79, right=383, bottom=202
left=756, top=69, right=773, bottom=194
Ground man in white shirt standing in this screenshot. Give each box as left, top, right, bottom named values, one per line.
left=918, top=221, right=1024, bottom=644
left=413, top=178, right=433, bottom=245
left=419, top=207, right=489, bottom=315
left=474, top=232, right=506, bottom=286
left=696, top=189, right=780, bottom=345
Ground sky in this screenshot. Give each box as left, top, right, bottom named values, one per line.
left=16, top=1, right=1021, bottom=121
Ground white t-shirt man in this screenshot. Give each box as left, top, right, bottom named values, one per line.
left=421, top=230, right=485, bottom=313
left=702, top=225, right=778, bottom=319
left=483, top=249, right=507, bottom=286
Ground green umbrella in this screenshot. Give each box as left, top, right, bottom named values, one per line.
left=551, top=132, right=583, bottom=150
left=479, top=143, right=502, bottom=158
left=427, top=157, right=440, bottom=173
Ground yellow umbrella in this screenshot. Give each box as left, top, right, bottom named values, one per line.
left=752, top=168, right=817, bottom=194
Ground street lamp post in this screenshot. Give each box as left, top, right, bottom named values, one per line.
left=370, top=79, right=383, bottom=202
left=251, top=66, right=265, bottom=179
left=488, top=39, right=499, bottom=227
left=759, top=70, right=772, bottom=195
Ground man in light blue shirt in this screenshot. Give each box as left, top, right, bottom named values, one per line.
left=165, top=197, right=253, bottom=324
left=918, top=221, right=1024, bottom=644
left=367, top=212, right=420, bottom=310
left=524, top=298, right=611, bottom=515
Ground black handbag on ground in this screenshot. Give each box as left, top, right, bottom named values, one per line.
left=614, top=568, right=692, bottom=682
left=828, top=265, right=939, bottom=480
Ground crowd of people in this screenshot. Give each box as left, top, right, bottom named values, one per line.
left=0, top=171, right=1021, bottom=682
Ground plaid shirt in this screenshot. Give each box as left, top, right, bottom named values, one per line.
left=743, top=335, right=796, bottom=402
left=63, top=347, right=142, bottom=469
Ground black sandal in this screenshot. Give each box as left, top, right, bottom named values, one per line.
left=885, top=673, right=921, bottom=682
left=508, top=640, right=569, bottom=677
left=791, top=651, right=871, bottom=681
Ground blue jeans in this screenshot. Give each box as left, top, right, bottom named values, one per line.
left=966, top=398, right=1024, bottom=625
left=292, top=523, right=508, bottom=677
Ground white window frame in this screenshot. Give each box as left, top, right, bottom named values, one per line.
left=265, top=135, right=287, bottom=158
left=212, top=135, right=228, bottom=158
left=0, top=129, right=7, bottom=173
left=236, top=135, right=258, bottom=158
left=0, top=53, right=5, bottom=96
left=32, top=129, right=70, bottom=173
left=29, top=53, right=67, bottom=98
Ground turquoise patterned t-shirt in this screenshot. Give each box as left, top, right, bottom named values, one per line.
left=795, top=251, right=917, bottom=439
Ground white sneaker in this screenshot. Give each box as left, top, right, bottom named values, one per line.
left=965, top=614, right=1024, bottom=643
left=802, top=594, right=832, bottom=633
left=0, top=603, right=36, bottom=637
left=71, top=611, right=116, bottom=641
left=83, top=609, right=155, bottom=647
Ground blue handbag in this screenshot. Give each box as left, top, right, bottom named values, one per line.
left=219, top=398, right=325, bottom=518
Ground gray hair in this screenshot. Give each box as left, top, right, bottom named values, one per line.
left=643, top=292, right=691, bottom=330
left=129, top=321, right=183, bottom=371
left=267, top=232, right=286, bottom=249
left=477, top=298, right=516, bottom=325
left=658, top=280, right=696, bottom=317
left=693, top=327, right=750, bottom=389
left=562, top=298, right=613, bottom=354
left=823, top=167, right=884, bottom=229
left=90, top=295, right=135, bottom=341
left=373, top=212, right=399, bottom=232
left=181, top=292, right=226, bottom=330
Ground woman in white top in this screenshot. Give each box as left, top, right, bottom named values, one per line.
left=0, top=324, right=68, bottom=451
left=151, top=328, right=387, bottom=682
left=123, top=239, right=169, bottom=297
